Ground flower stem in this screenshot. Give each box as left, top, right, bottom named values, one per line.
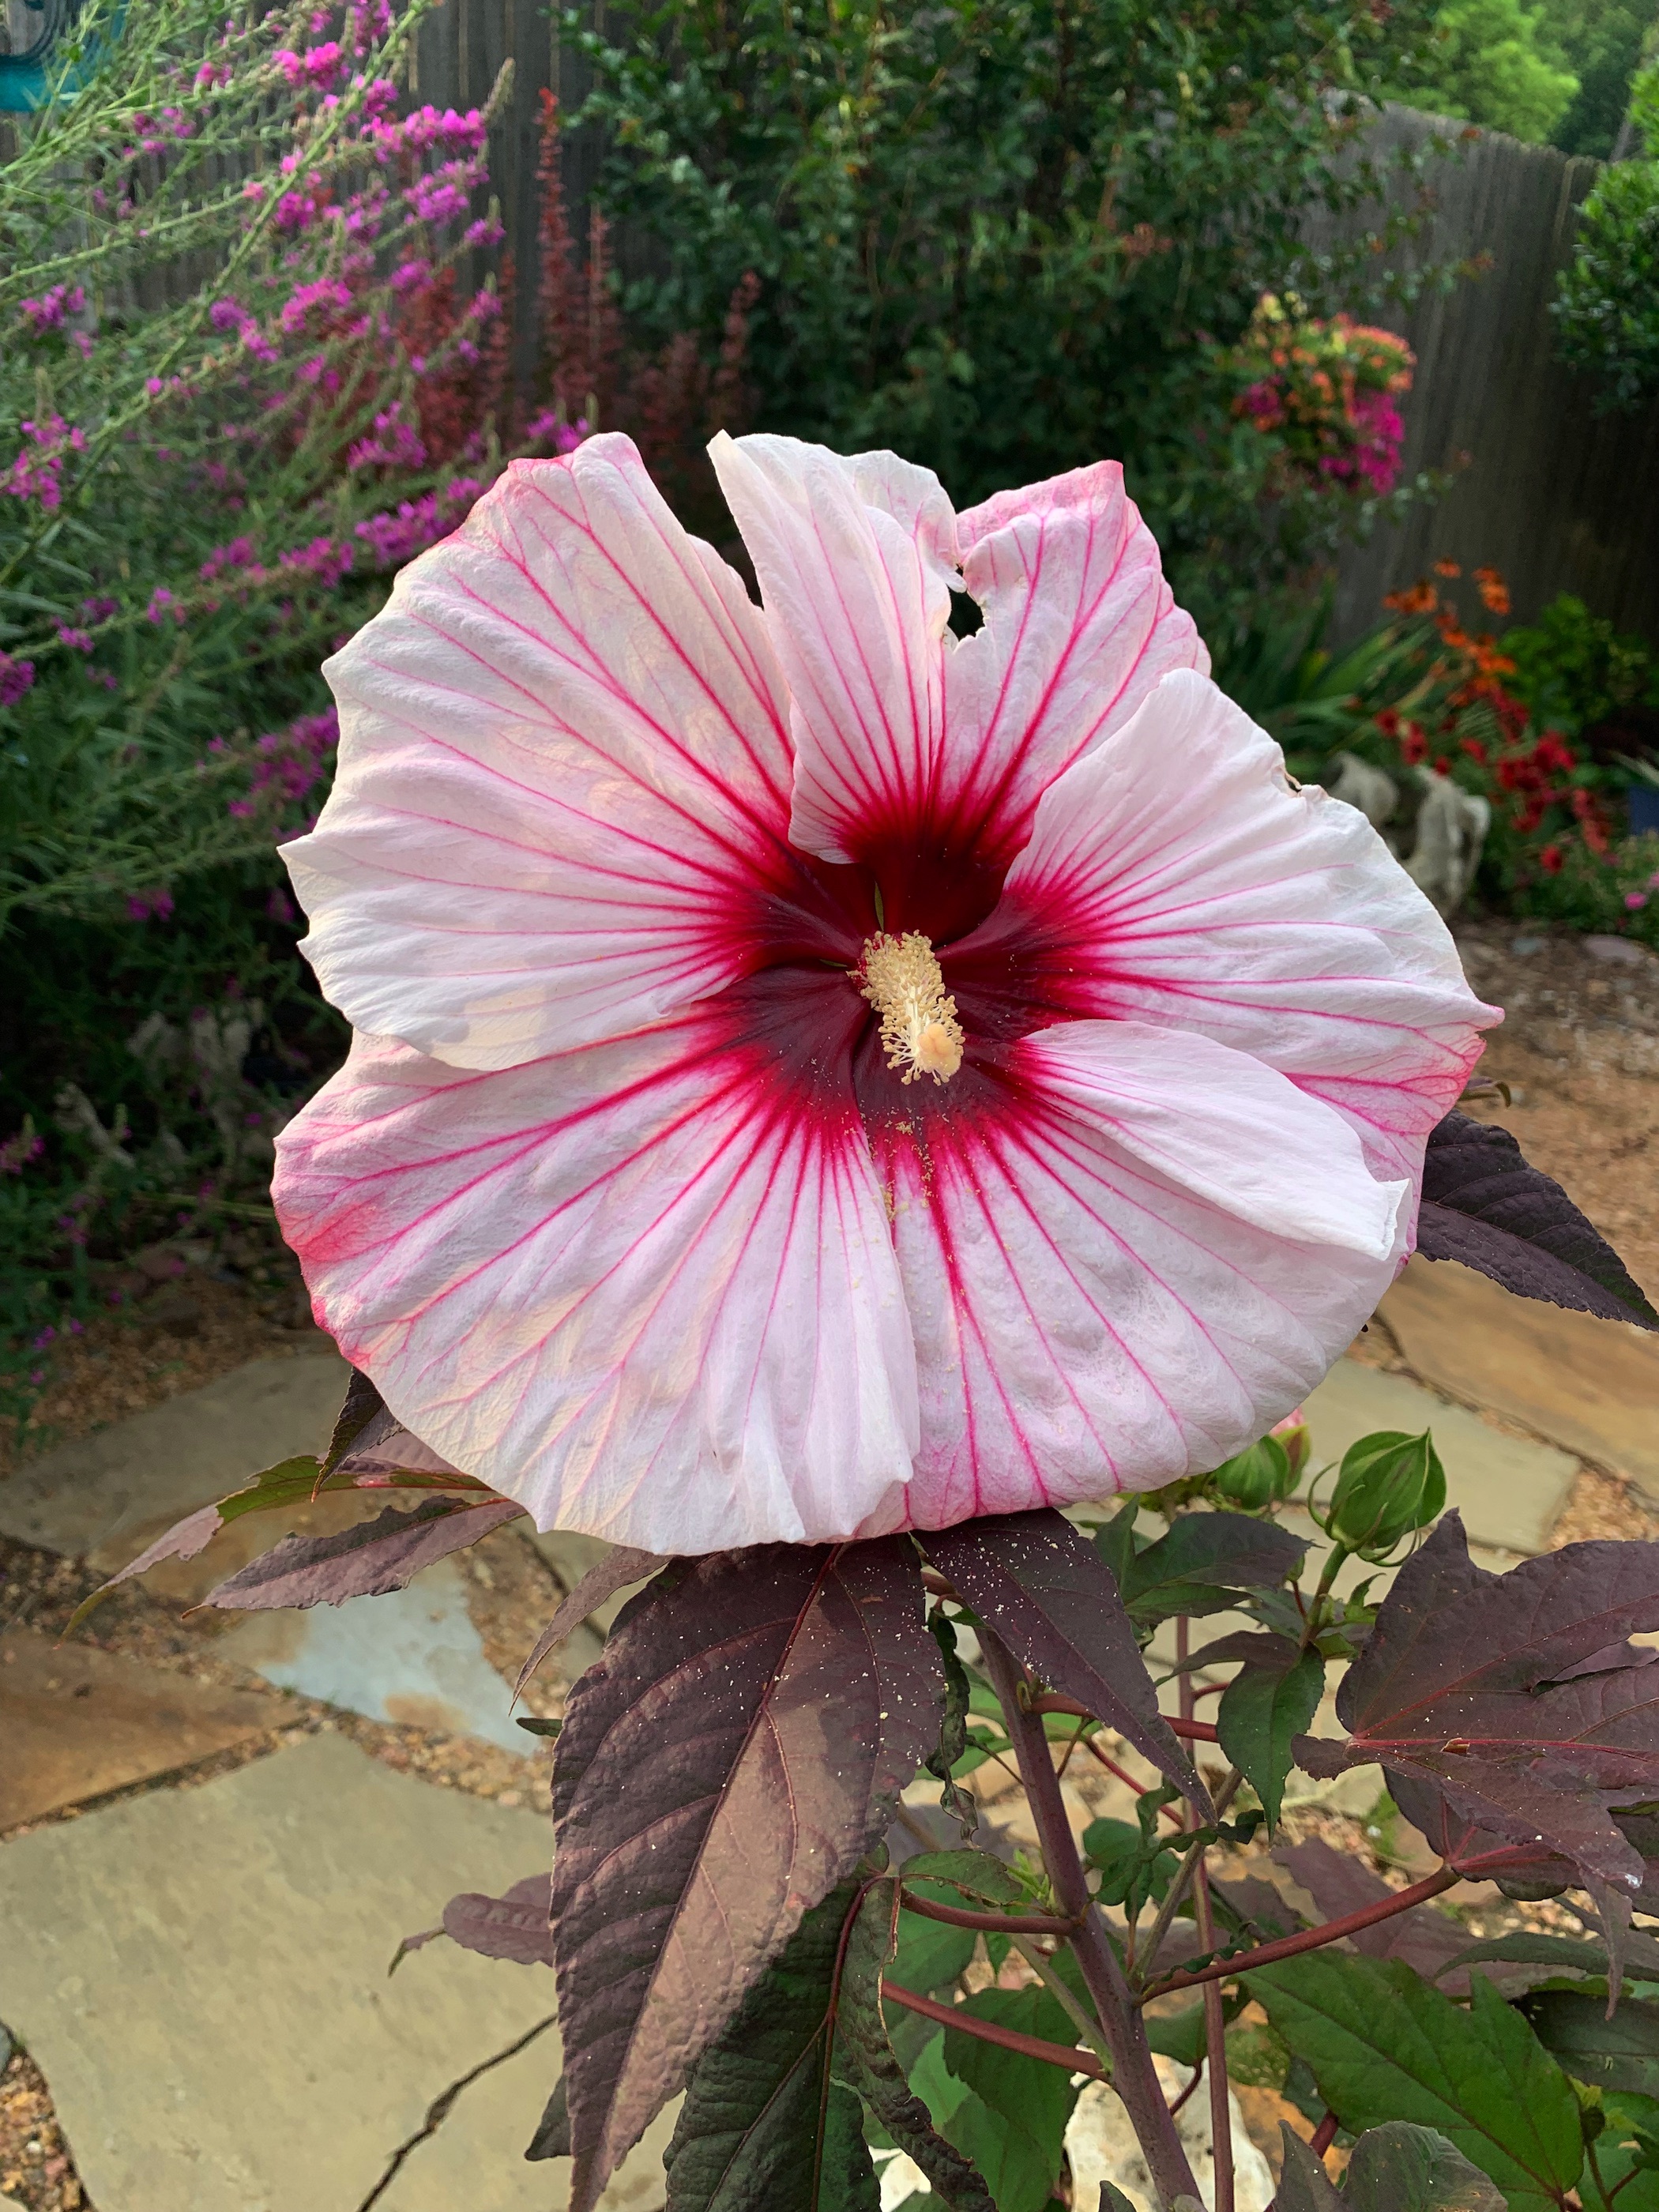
left=981, top=1630, right=1202, bottom=2210
left=1181, top=1619, right=1233, bottom=2212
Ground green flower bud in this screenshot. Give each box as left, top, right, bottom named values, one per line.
left=1210, top=1434, right=1296, bottom=1512
left=1328, top=1429, right=1446, bottom=1557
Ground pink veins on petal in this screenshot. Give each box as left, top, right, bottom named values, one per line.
left=273, top=430, right=1499, bottom=1552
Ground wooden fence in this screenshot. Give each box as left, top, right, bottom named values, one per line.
left=1306, top=108, right=1659, bottom=648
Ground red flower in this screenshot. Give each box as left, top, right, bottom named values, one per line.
left=1540, top=844, right=1563, bottom=874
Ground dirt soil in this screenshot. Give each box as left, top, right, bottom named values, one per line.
left=1454, top=919, right=1659, bottom=1301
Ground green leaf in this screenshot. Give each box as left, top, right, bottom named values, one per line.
left=663, top=1883, right=878, bottom=2212
left=1516, top=1988, right=1659, bottom=2097
left=1247, top=1954, right=1582, bottom=2211
left=899, top=1851, right=1025, bottom=1906
left=1146, top=2003, right=1209, bottom=2071
left=1435, top=1935, right=1624, bottom=1982
left=1341, top=2122, right=1507, bottom=2210
left=833, top=1884, right=995, bottom=2212
left=889, top=1911, right=976, bottom=1999
left=1217, top=1647, right=1326, bottom=1829
left=1276, top=2121, right=1503, bottom=2211
left=1111, top=1510, right=1310, bottom=1627
left=940, top=1988, right=1084, bottom=2212
left=1082, top=1815, right=1178, bottom=1916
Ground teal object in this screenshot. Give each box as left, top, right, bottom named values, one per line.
left=0, top=0, right=111, bottom=112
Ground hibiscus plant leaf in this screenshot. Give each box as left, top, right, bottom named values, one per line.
left=937, top=1988, right=1083, bottom=2212
left=550, top=1540, right=942, bottom=2212
left=198, top=1495, right=526, bottom=1610
left=1217, top=1644, right=1325, bottom=1830
left=1514, top=1988, right=1659, bottom=2097
left=319, top=1365, right=386, bottom=1475
left=1112, top=1509, right=1311, bottom=1626
left=923, top=1510, right=1209, bottom=1817
left=513, top=1544, right=668, bottom=1702
left=1294, top=1514, right=1659, bottom=1895
left=440, top=1874, right=554, bottom=1969
left=524, top=2076, right=570, bottom=2163
left=1273, top=2124, right=1345, bottom=2212
left=663, top=1882, right=878, bottom=2212
left=1273, top=1838, right=1479, bottom=1987
left=1246, top=1953, right=1583, bottom=2211
left=1277, top=2120, right=1505, bottom=2212
left=1416, top=1110, right=1659, bottom=1330
left=833, top=1880, right=995, bottom=2212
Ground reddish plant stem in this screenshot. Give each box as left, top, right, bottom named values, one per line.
left=982, top=1631, right=1202, bottom=2210
left=881, top=1980, right=1107, bottom=2078
left=1310, top=2110, right=1340, bottom=2158
left=1168, top=2060, right=1206, bottom=2117
left=899, top=1890, right=1079, bottom=1937
left=1180, top=1616, right=1233, bottom=2212
left=1032, top=1693, right=1219, bottom=1743
left=1142, top=1845, right=1540, bottom=2002
left=1076, top=1729, right=1189, bottom=1825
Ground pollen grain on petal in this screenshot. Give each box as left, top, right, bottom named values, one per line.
left=856, top=931, right=965, bottom=1085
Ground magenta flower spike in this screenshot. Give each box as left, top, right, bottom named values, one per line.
left=273, top=434, right=1497, bottom=1552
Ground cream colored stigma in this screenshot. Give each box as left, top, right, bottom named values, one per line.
left=856, top=931, right=965, bottom=1085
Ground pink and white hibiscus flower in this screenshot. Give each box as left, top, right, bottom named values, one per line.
left=273, top=431, right=1496, bottom=1553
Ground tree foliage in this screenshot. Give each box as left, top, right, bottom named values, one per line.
left=567, top=0, right=1450, bottom=614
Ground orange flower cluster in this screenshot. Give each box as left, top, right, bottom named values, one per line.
left=1373, top=565, right=1614, bottom=880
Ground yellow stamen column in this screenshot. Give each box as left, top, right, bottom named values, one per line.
left=856, top=931, right=965, bottom=1085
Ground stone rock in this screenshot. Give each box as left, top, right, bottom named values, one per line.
left=1302, top=1345, right=1579, bottom=1554
left=1381, top=1257, right=1659, bottom=1495
left=1065, top=2058, right=1276, bottom=2211
left=220, top=1556, right=534, bottom=1756
left=1585, top=935, right=1653, bottom=965
left=0, top=1627, right=278, bottom=1829
left=0, top=1732, right=670, bottom=2210
left=0, top=1352, right=350, bottom=1573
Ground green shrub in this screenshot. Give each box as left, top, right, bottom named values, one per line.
left=1553, top=63, right=1659, bottom=410
left=566, top=0, right=1452, bottom=621
left=1398, top=0, right=1580, bottom=143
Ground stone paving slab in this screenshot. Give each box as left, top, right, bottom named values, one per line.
left=0, top=1732, right=669, bottom=2210
left=1382, top=1257, right=1659, bottom=1494
left=220, top=1557, right=535, bottom=1757
left=0, top=1352, right=349, bottom=1571
left=1300, top=1353, right=1579, bottom=1555
left=0, top=1628, right=280, bottom=1830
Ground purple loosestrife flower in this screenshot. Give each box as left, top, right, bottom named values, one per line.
left=0, top=653, right=35, bottom=705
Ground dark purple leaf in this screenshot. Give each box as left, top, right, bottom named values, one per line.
left=442, top=1874, right=554, bottom=1967
left=923, top=1510, right=1209, bottom=1818
left=549, top=1539, right=940, bottom=2212
left=1276, top=1839, right=1504, bottom=1993
left=525, top=2077, right=570, bottom=2162
left=321, top=1367, right=386, bottom=1474
left=1416, top=1112, right=1659, bottom=1330
left=1294, top=1514, right=1659, bottom=1894
left=513, top=1545, right=668, bottom=1702
left=200, top=1495, right=525, bottom=1610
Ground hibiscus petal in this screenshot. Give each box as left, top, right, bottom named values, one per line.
left=967, top=668, right=1497, bottom=1181
left=272, top=1018, right=919, bottom=1553
left=860, top=1019, right=1406, bottom=1533
left=942, top=461, right=1209, bottom=863
left=287, top=436, right=796, bottom=1071
left=709, top=431, right=956, bottom=863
